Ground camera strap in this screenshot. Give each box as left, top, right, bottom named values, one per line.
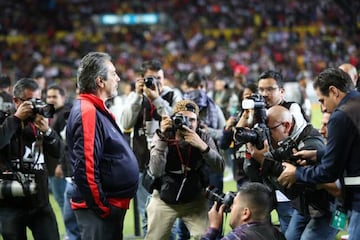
left=171, top=141, right=192, bottom=201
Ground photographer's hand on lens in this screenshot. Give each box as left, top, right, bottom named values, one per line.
left=292, top=149, right=317, bottom=162
left=144, top=82, right=160, bottom=101
left=235, top=109, right=251, bottom=128
left=33, top=114, right=50, bottom=133
left=208, top=202, right=225, bottom=229
left=246, top=140, right=269, bottom=165
left=180, top=125, right=208, bottom=151
left=225, top=116, right=236, bottom=131
left=277, top=162, right=297, bottom=188
left=135, top=78, right=144, bottom=95
left=14, top=101, right=34, bottom=120
left=160, top=115, right=172, bottom=133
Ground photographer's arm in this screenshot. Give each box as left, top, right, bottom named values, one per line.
left=203, top=105, right=226, bottom=141
left=182, top=126, right=224, bottom=173
left=201, top=202, right=225, bottom=240
left=148, top=116, right=172, bottom=177
left=34, top=114, right=64, bottom=160
left=0, top=116, right=21, bottom=148
left=120, top=77, right=145, bottom=129
left=120, top=91, right=143, bottom=129
left=0, top=101, right=34, bottom=148
left=149, top=132, right=169, bottom=177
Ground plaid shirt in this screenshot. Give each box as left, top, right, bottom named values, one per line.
left=201, top=222, right=285, bottom=240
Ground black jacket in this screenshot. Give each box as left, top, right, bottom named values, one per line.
left=0, top=115, right=64, bottom=208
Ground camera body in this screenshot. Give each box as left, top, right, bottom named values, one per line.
left=264, top=137, right=299, bottom=164
left=144, top=76, right=158, bottom=90
left=205, top=185, right=235, bottom=213
left=30, top=98, right=55, bottom=118
left=234, top=94, right=270, bottom=149
left=234, top=125, right=269, bottom=149
left=172, top=113, right=191, bottom=130
left=0, top=171, right=37, bottom=199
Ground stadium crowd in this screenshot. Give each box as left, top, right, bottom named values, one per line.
left=0, top=1, right=359, bottom=240
left=0, top=0, right=359, bottom=94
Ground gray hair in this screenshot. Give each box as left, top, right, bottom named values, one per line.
left=13, top=78, right=39, bottom=98
left=77, top=52, right=111, bottom=94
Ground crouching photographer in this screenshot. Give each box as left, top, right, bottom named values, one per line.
left=145, top=100, right=224, bottom=240
left=245, top=105, right=338, bottom=240
left=0, top=78, right=62, bottom=240
left=202, top=182, right=285, bottom=240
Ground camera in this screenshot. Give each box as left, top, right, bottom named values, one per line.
left=0, top=172, right=37, bottom=199
left=30, top=98, right=55, bottom=118
left=234, top=94, right=270, bottom=149
left=264, top=137, right=306, bottom=165
left=144, top=76, right=158, bottom=90
left=172, top=113, right=191, bottom=130
left=241, top=93, right=266, bottom=124
left=234, top=126, right=269, bottom=149
left=205, top=185, right=235, bottom=213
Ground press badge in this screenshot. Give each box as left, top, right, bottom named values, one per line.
left=330, top=207, right=347, bottom=230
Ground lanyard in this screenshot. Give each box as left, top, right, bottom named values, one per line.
left=169, top=139, right=192, bottom=177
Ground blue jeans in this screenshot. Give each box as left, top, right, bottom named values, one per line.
left=137, top=172, right=151, bottom=235
left=176, top=218, right=190, bottom=240
left=63, top=181, right=81, bottom=240
left=0, top=204, right=59, bottom=240
left=49, top=176, right=67, bottom=211
left=276, top=201, right=294, bottom=234
left=348, top=210, right=360, bottom=240
left=285, top=209, right=338, bottom=240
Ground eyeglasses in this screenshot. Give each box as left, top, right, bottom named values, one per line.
left=269, top=122, right=283, bottom=130
left=258, top=86, right=279, bottom=93
left=17, top=97, right=33, bottom=102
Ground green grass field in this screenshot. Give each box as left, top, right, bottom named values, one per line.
left=0, top=104, right=347, bottom=239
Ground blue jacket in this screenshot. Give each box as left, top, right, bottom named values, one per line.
left=296, top=91, right=360, bottom=211
left=66, top=94, right=139, bottom=218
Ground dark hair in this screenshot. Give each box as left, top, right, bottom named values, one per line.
left=32, top=71, right=44, bottom=79
left=258, top=70, right=284, bottom=88
left=0, top=74, right=11, bottom=88
left=13, top=78, right=39, bottom=98
left=186, top=70, right=206, bottom=88
left=314, top=68, right=354, bottom=96
left=77, top=52, right=111, bottom=94
left=244, top=83, right=258, bottom=94
left=47, top=84, right=65, bottom=97
left=140, top=59, right=162, bottom=77
left=238, top=182, right=273, bottom=220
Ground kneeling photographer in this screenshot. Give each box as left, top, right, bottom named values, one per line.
left=202, top=182, right=285, bottom=240
left=244, top=105, right=338, bottom=240
left=145, top=99, right=224, bottom=240
left=0, top=78, right=63, bottom=240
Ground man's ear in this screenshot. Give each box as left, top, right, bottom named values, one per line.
left=329, top=86, right=339, bottom=98
left=96, top=77, right=104, bottom=88
left=242, top=207, right=251, bottom=222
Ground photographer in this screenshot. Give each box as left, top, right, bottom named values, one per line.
left=0, top=78, right=62, bottom=240
left=120, top=59, right=182, bottom=236
left=246, top=105, right=338, bottom=240
left=202, top=182, right=285, bottom=240
left=278, top=68, right=360, bottom=240
left=145, top=100, right=224, bottom=239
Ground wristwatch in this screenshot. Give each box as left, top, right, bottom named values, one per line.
left=43, top=128, right=52, bottom=137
